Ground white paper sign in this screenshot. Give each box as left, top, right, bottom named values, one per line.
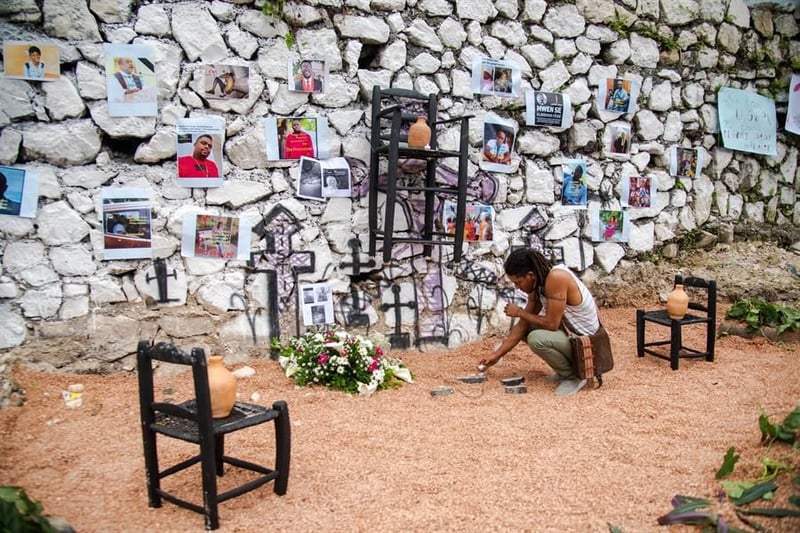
left=718, top=87, right=777, bottom=156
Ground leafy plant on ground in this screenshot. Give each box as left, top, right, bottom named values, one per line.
left=726, top=297, right=800, bottom=334
left=0, top=486, right=57, bottom=533
left=656, top=406, right=800, bottom=531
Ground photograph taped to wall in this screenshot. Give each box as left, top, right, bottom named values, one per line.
left=204, top=63, right=250, bottom=100
left=2, top=41, right=60, bottom=81
left=443, top=200, right=494, bottom=242
left=180, top=213, right=252, bottom=261
left=787, top=73, right=800, bottom=135
left=297, top=156, right=323, bottom=201
left=621, top=175, right=656, bottom=208
left=176, top=116, right=225, bottom=188
left=471, top=57, right=521, bottom=97
left=718, top=87, right=777, bottom=156
left=102, top=187, right=153, bottom=260
left=599, top=77, right=638, bottom=114
left=265, top=116, right=330, bottom=161
left=591, top=208, right=630, bottom=243
left=480, top=113, right=517, bottom=173
left=321, top=157, right=352, bottom=198
left=606, top=123, right=632, bottom=158
left=300, top=282, right=334, bottom=326
left=288, top=58, right=327, bottom=94
left=560, top=160, right=588, bottom=209
left=104, top=43, right=157, bottom=117
left=669, top=146, right=705, bottom=179
left=0, top=166, right=38, bottom=218
left=525, top=91, right=573, bottom=128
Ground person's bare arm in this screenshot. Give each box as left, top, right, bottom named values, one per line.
left=501, top=269, right=572, bottom=331
left=478, top=291, right=541, bottom=369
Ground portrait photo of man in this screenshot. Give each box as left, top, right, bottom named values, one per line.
left=605, top=78, right=631, bottom=112
left=178, top=134, right=220, bottom=178
left=283, top=119, right=317, bottom=159
left=24, top=45, right=45, bottom=78
left=104, top=43, right=157, bottom=117
left=482, top=127, right=511, bottom=165
left=291, top=59, right=324, bottom=93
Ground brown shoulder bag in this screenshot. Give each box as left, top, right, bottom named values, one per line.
left=565, top=323, right=614, bottom=389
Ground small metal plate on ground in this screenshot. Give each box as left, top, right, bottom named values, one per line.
left=456, top=374, right=487, bottom=384
left=505, top=385, right=527, bottom=394
left=501, top=376, right=525, bottom=387
left=431, top=386, right=454, bottom=396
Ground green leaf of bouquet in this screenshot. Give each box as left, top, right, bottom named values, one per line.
left=789, top=494, right=800, bottom=507
left=737, top=507, right=800, bottom=518
left=722, top=480, right=753, bottom=499
left=731, top=480, right=778, bottom=506
left=782, top=406, right=800, bottom=431
left=716, top=446, right=740, bottom=479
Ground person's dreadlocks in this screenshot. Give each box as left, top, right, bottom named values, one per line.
left=503, top=248, right=553, bottom=292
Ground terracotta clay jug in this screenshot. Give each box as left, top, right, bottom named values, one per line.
left=207, top=355, right=236, bottom=418
left=666, top=284, right=689, bottom=319
left=407, top=116, right=431, bottom=148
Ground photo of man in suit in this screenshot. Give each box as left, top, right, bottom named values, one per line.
left=293, top=60, right=323, bottom=93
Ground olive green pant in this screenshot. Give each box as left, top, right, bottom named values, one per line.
left=526, top=328, right=576, bottom=379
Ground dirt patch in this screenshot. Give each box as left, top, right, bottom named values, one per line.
left=1, top=308, right=799, bottom=532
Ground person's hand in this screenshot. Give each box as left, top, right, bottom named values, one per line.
left=503, top=303, right=523, bottom=318
left=477, top=355, right=500, bottom=372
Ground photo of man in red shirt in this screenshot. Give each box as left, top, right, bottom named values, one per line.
left=178, top=135, right=220, bottom=178
left=283, top=120, right=316, bottom=159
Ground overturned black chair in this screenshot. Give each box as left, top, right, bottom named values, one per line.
left=636, top=275, right=717, bottom=370
left=137, top=340, right=290, bottom=530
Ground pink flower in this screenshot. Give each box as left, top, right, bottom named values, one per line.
left=375, top=347, right=383, bottom=356
left=318, top=353, right=329, bottom=365
left=368, top=358, right=379, bottom=372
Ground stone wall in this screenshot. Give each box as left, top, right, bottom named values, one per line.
left=0, top=0, right=798, bottom=366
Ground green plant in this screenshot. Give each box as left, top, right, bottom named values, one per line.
left=262, top=1, right=294, bottom=49
left=726, top=297, right=800, bottom=334
left=657, top=407, right=800, bottom=530
left=272, top=327, right=413, bottom=395
left=608, top=13, right=629, bottom=37
left=0, top=486, right=57, bottom=533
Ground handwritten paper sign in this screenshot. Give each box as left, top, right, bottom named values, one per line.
left=718, top=87, right=777, bottom=156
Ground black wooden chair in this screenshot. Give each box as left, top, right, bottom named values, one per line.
left=368, top=85, right=471, bottom=263
left=636, top=276, right=717, bottom=370
left=137, top=340, right=290, bottom=530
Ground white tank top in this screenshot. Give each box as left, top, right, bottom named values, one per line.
left=538, top=265, right=600, bottom=335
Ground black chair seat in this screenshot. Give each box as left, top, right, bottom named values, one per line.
left=636, top=276, right=717, bottom=370
left=152, top=400, right=281, bottom=443
left=137, top=340, right=291, bottom=530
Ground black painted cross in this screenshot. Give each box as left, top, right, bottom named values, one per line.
left=381, top=284, right=416, bottom=349
left=145, top=258, right=178, bottom=303
left=339, top=238, right=375, bottom=327
left=249, top=205, right=315, bottom=358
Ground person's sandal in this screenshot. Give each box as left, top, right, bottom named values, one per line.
left=554, top=378, right=587, bottom=396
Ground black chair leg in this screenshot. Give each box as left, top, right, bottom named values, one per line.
left=273, top=401, right=291, bottom=495
left=635, top=310, right=645, bottom=357
left=142, top=429, right=162, bottom=508
left=706, top=322, right=716, bottom=362
left=200, top=440, right=220, bottom=530
left=215, top=435, right=225, bottom=476
left=669, top=320, right=681, bottom=370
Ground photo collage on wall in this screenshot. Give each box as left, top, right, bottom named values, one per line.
left=525, top=91, right=573, bottom=129
left=2, top=41, right=61, bottom=81
left=669, top=146, right=705, bottom=179
left=288, top=58, right=328, bottom=94
left=180, top=213, right=252, bottom=261
left=300, top=282, right=334, bottom=327
left=560, top=160, right=588, bottom=209
left=599, top=77, right=639, bottom=115
left=442, top=201, right=494, bottom=242
left=297, top=157, right=352, bottom=201
left=471, top=57, right=521, bottom=98
left=480, top=113, right=517, bottom=173
left=591, top=209, right=631, bottom=243
left=0, top=166, right=39, bottom=218
left=176, top=116, right=225, bottom=188
left=101, top=188, right=153, bottom=260
left=104, top=43, right=157, bottom=117
left=204, top=63, right=250, bottom=100
left=265, top=117, right=330, bottom=161
left=621, top=175, right=657, bottom=209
